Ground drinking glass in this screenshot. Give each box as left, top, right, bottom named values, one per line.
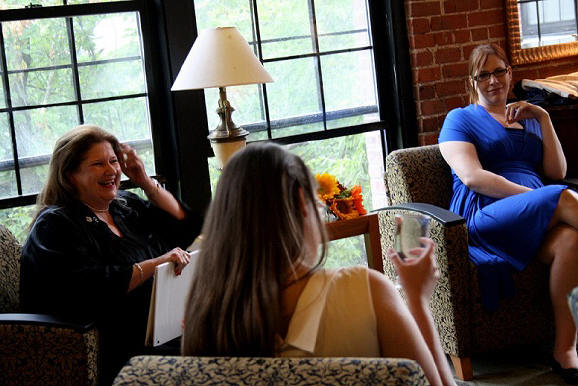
left=393, top=213, right=430, bottom=289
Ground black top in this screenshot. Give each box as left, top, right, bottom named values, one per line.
left=20, top=190, right=201, bottom=375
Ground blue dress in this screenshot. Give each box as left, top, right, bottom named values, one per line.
left=439, top=104, right=566, bottom=310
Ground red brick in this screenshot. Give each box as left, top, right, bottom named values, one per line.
left=413, top=50, right=434, bottom=66
left=471, top=27, right=489, bottom=41
left=444, top=96, right=465, bottom=110
left=435, top=80, right=465, bottom=97
left=480, top=0, right=503, bottom=9
left=416, top=66, right=442, bottom=82
left=442, top=62, right=468, bottom=78
left=443, top=0, right=479, bottom=14
left=411, top=34, right=436, bottom=49
left=453, top=30, right=471, bottom=43
left=435, top=47, right=461, bottom=64
left=410, top=18, right=430, bottom=34
left=421, top=100, right=446, bottom=115
left=462, top=44, right=480, bottom=60
left=410, top=1, right=441, bottom=17
left=418, top=85, right=436, bottom=99
left=431, top=14, right=468, bottom=31
left=488, top=25, right=506, bottom=38
left=434, top=32, right=452, bottom=45
left=468, top=9, right=506, bottom=27
left=418, top=132, right=439, bottom=146
left=421, top=116, right=444, bottom=132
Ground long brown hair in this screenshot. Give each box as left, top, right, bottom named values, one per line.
left=182, top=142, right=328, bottom=356
left=467, top=43, right=510, bottom=104
left=33, top=124, right=121, bottom=221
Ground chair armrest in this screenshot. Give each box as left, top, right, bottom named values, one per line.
left=0, top=313, right=95, bottom=333
left=376, top=203, right=464, bottom=226
left=376, top=205, right=473, bottom=357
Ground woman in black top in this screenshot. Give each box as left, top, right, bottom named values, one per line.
left=20, top=125, right=201, bottom=383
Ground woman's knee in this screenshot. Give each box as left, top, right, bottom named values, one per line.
left=539, top=225, right=578, bottom=264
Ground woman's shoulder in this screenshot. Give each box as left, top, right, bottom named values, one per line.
left=445, top=104, right=482, bottom=122
left=317, top=266, right=372, bottom=288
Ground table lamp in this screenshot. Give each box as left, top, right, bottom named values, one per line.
left=171, top=26, right=274, bottom=168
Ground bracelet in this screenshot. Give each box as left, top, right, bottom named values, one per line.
left=134, top=262, right=144, bottom=283
left=145, top=178, right=162, bottom=198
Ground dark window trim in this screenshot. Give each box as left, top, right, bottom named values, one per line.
left=0, top=0, right=186, bottom=212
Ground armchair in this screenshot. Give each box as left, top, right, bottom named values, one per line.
left=377, top=144, right=552, bottom=381
left=113, top=356, right=428, bottom=385
left=0, top=224, right=99, bottom=386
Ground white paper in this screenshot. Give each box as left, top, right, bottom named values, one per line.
left=145, top=250, right=199, bottom=346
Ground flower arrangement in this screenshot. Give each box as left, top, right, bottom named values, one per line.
left=315, top=173, right=367, bottom=221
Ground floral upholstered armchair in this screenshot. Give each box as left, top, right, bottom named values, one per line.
left=377, top=144, right=552, bottom=381
left=113, top=356, right=428, bottom=385
left=0, top=224, right=99, bottom=386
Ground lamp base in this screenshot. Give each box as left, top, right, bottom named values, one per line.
left=210, top=138, right=247, bottom=169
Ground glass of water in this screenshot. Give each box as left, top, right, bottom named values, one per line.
left=393, top=213, right=430, bottom=289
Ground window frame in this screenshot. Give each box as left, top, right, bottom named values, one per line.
left=0, top=0, right=416, bottom=220
left=0, top=0, right=182, bottom=210
left=162, top=0, right=416, bottom=210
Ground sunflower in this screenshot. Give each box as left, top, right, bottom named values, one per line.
left=315, top=173, right=340, bottom=201
left=330, top=196, right=359, bottom=220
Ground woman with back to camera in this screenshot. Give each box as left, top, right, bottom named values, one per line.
left=20, top=124, right=202, bottom=383
left=438, top=43, right=578, bottom=384
left=182, top=142, right=456, bottom=386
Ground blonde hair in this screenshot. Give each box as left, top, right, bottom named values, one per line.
left=34, top=124, right=121, bottom=220
left=182, top=142, right=328, bottom=356
left=467, top=44, right=510, bottom=104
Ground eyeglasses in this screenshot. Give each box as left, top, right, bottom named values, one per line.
left=473, top=67, right=509, bottom=82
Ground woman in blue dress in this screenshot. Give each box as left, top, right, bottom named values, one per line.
left=439, top=44, right=578, bottom=384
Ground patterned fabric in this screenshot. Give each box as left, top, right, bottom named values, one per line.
left=382, top=144, right=552, bottom=361
left=0, top=224, right=22, bottom=313
left=385, top=144, right=453, bottom=209
left=0, top=224, right=99, bottom=385
left=113, top=356, right=428, bottom=385
left=0, top=323, right=99, bottom=386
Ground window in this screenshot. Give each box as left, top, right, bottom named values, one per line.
left=0, top=1, right=159, bottom=241
left=518, top=0, right=578, bottom=48
left=194, top=0, right=387, bottom=213
left=185, top=0, right=410, bottom=267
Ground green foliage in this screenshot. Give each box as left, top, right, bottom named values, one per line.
left=0, top=205, right=36, bottom=244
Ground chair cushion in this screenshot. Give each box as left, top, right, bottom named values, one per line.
left=0, top=323, right=98, bottom=386
left=113, top=356, right=428, bottom=385
left=0, top=225, right=22, bottom=313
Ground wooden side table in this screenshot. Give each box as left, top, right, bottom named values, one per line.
left=324, top=213, right=383, bottom=273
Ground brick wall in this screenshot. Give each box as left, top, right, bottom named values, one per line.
left=405, top=0, right=578, bottom=145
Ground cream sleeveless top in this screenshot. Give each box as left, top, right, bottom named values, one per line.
left=277, top=266, right=380, bottom=357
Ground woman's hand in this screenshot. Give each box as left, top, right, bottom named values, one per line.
left=119, top=143, right=155, bottom=190
left=160, top=247, right=191, bottom=275
left=505, top=100, right=548, bottom=125
left=388, top=238, right=439, bottom=304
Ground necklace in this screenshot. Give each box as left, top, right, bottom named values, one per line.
left=82, top=201, right=109, bottom=214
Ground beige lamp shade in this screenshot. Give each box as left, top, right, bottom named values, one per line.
left=171, top=27, right=273, bottom=90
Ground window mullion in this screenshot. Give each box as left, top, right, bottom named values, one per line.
left=250, top=0, right=272, bottom=140
left=307, top=0, right=327, bottom=131
left=0, top=26, right=23, bottom=196
left=65, top=16, right=84, bottom=124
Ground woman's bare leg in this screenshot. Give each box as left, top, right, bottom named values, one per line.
left=539, top=224, right=578, bottom=369
left=549, top=189, right=578, bottom=231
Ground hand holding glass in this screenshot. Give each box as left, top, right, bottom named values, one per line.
left=393, top=213, right=430, bottom=288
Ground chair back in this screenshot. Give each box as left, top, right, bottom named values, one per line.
left=0, top=225, right=22, bottom=313
left=113, top=356, right=428, bottom=385
left=385, top=144, right=453, bottom=209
